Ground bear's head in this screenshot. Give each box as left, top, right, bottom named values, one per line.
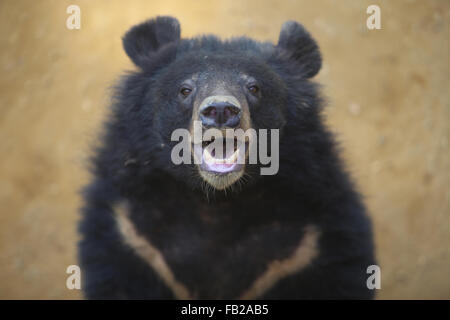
left=103, top=16, right=323, bottom=192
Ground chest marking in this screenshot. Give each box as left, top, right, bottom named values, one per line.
left=115, top=202, right=191, bottom=299
left=239, top=224, right=319, bottom=299
left=114, top=201, right=320, bottom=299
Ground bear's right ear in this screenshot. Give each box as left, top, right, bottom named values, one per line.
left=277, top=21, right=322, bottom=78
left=122, top=16, right=180, bottom=69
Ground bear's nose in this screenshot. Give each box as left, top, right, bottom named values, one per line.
left=200, top=101, right=241, bottom=128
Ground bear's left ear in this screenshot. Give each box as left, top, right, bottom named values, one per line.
left=277, top=21, right=322, bottom=78
left=122, top=16, right=181, bottom=69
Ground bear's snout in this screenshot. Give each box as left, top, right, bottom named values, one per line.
left=200, top=101, right=241, bottom=128
left=198, top=95, right=242, bottom=129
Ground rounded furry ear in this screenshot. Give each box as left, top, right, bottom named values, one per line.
left=122, top=16, right=180, bottom=69
left=277, top=21, right=322, bottom=78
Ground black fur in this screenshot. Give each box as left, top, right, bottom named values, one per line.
left=79, top=16, right=376, bottom=299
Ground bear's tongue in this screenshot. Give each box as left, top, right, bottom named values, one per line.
left=202, top=145, right=238, bottom=173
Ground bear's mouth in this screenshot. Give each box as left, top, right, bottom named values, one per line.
left=192, top=137, right=249, bottom=190
left=193, top=137, right=248, bottom=175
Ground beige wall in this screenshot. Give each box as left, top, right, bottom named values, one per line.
left=0, top=0, right=448, bottom=299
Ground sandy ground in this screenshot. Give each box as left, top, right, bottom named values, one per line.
left=0, top=0, right=448, bottom=299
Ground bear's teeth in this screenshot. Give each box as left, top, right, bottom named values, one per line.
left=203, top=148, right=239, bottom=164
left=203, top=148, right=214, bottom=163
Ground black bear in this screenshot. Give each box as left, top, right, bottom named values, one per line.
left=79, top=16, right=376, bottom=299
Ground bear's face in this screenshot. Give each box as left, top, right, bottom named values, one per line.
left=120, top=16, right=322, bottom=191
left=154, top=53, right=290, bottom=189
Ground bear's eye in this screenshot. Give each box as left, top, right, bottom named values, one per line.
left=247, top=85, right=260, bottom=95
left=180, top=87, right=192, bottom=97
